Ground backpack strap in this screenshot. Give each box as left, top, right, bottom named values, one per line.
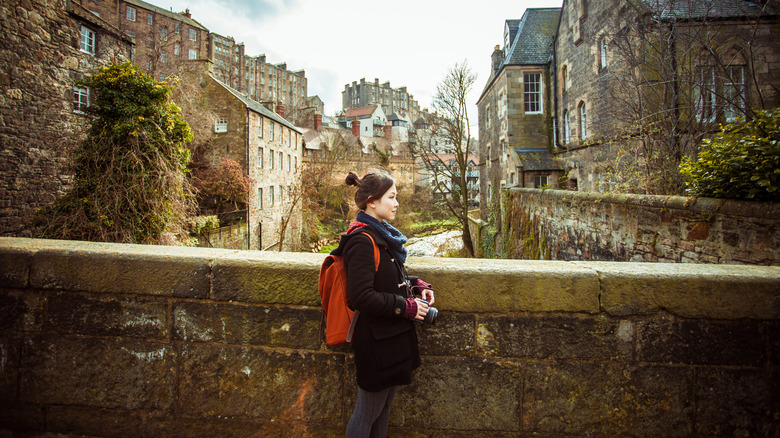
left=359, top=232, right=380, bottom=272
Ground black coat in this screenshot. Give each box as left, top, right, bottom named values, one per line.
left=335, top=225, right=421, bottom=392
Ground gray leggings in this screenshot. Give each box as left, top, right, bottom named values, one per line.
left=346, top=385, right=398, bottom=438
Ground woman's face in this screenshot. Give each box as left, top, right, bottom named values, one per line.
left=367, top=184, right=398, bottom=222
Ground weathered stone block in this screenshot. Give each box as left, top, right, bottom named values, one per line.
left=585, top=262, right=780, bottom=319
left=0, top=337, right=19, bottom=402
left=523, top=362, right=632, bottom=436
left=415, top=312, right=475, bottom=357
left=477, top=313, right=633, bottom=360
left=28, top=239, right=221, bottom=298
left=0, top=401, right=45, bottom=434
left=393, top=356, right=523, bottom=432
left=407, top=257, right=601, bottom=314
left=631, top=365, right=694, bottom=437
left=695, top=367, right=780, bottom=436
left=636, top=314, right=765, bottom=366
left=46, top=405, right=145, bottom=438
left=19, top=335, right=174, bottom=410
left=0, top=243, right=29, bottom=288
left=177, top=343, right=345, bottom=423
left=212, top=252, right=322, bottom=305
left=46, top=291, right=168, bottom=339
left=172, top=301, right=320, bottom=350
left=0, top=290, right=43, bottom=332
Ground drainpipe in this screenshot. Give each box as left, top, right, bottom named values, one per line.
left=246, top=109, right=251, bottom=250
left=552, top=35, right=567, bottom=151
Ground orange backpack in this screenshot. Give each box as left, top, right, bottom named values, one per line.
left=318, top=232, right=380, bottom=346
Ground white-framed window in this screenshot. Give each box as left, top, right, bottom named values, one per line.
left=695, top=66, right=716, bottom=123
left=160, top=27, right=167, bottom=41
left=563, top=109, right=570, bottom=143
left=287, top=154, right=291, bottom=171
left=269, top=149, right=274, bottom=169
left=189, top=28, right=197, bottom=41
left=498, top=91, right=506, bottom=119
left=126, top=6, right=136, bottom=21
left=214, top=117, right=228, bottom=133
left=258, top=188, right=263, bottom=209
left=175, top=23, right=180, bottom=34
left=269, top=186, right=274, bottom=205
left=724, top=65, right=746, bottom=122
left=73, top=86, right=89, bottom=113
left=579, top=102, right=587, bottom=140
left=524, top=73, right=542, bottom=114
left=279, top=185, right=284, bottom=204
left=599, top=38, right=608, bottom=69
left=188, top=49, right=197, bottom=60
left=288, top=129, right=292, bottom=148
left=258, top=117, right=263, bottom=137
left=147, top=13, right=153, bottom=25
left=534, top=175, right=549, bottom=188
left=270, top=121, right=274, bottom=141
left=258, top=147, right=263, bottom=168
left=174, top=43, right=180, bottom=56
left=278, top=152, right=283, bottom=170
left=79, top=25, right=95, bottom=55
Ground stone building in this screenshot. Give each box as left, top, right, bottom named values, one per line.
left=178, top=61, right=303, bottom=251
left=342, top=78, right=422, bottom=123
left=477, top=8, right=562, bottom=220
left=0, top=0, right=133, bottom=236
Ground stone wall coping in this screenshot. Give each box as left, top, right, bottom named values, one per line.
left=2, top=237, right=779, bottom=319
left=509, top=187, right=780, bottom=219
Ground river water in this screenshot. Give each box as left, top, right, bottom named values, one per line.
left=405, top=230, right=463, bottom=257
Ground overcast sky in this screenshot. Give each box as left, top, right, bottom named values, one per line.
left=160, top=0, right=562, bottom=126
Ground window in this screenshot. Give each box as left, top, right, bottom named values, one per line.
left=73, top=86, right=89, bottom=113
left=563, top=110, right=570, bottom=143
left=160, top=50, right=166, bottom=63
left=188, top=49, right=197, bottom=60
left=258, top=188, right=263, bottom=209
left=724, top=65, right=745, bottom=122
left=695, top=66, right=716, bottom=123
left=160, top=27, right=167, bottom=41
left=288, top=129, right=292, bottom=148
left=174, top=43, right=180, bottom=56
left=175, top=23, right=180, bottom=34
left=147, top=13, right=153, bottom=25
left=579, top=102, right=587, bottom=140
left=270, top=150, right=274, bottom=169
left=599, top=38, right=608, bottom=69
left=214, top=117, right=228, bottom=133
left=534, top=175, right=549, bottom=188
left=269, top=186, right=274, bottom=205
left=287, top=154, right=291, bottom=171
left=258, top=117, right=263, bottom=137
left=562, top=65, right=568, bottom=93
left=270, top=121, right=274, bottom=141
left=278, top=152, right=283, bottom=170
left=279, top=185, right=284, bottom=204
left=258, top=148, right=263, bottom=168
left=189, top=28, right=197, bottom=41
left=79, top=25, right=95, bottom=55
left=524, top=73, right=542, bottom=114
left=126, top=6, right=136, bottom=21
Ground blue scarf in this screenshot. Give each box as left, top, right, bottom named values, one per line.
left=353, top=211, right=408, bottom=264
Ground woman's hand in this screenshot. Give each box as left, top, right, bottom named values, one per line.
left=419, top=289, right=435, bottom=306
left=414, top=298, right=430, bottom=321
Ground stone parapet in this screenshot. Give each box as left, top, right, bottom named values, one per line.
left=1, top=237, right=778, bottom=437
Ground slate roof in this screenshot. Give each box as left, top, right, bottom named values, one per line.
left=636, top=0, right=779, bottom=20
left=216, top=80, right=300, bottom=133
left=342, top=105, right=378, bottom=119
left=505, top=8, right=561, bottom=66
left=514, top=148, right=562, bottom=171
left=125, top=0, right=209, bottom=30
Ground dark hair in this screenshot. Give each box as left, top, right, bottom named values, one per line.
left=345, top=170, right=395, bottom=210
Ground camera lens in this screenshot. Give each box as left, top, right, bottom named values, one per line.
left=423, top=306, right=438, bottom=324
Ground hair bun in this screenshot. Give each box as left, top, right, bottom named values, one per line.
left=345, top=171, right=361, bottom=187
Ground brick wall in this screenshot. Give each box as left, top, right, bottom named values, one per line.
left=502, top=187, right=780, bottom=265
left=1, top=237, right=778, bottom=436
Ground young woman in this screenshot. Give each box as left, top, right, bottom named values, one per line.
left=335, top=169, right=435, bottom=437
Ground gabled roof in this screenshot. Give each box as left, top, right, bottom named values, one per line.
left=636, top=0, right=778, bottom=20
left=215, top=80, right=300, bottom=133
left=342, top=105, right=378, bottom=119
left=506, top=8, right=561, bottom=65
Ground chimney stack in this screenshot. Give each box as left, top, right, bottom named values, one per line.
left=275, top=101, right=284, bottom=118
left=492, top=45, right=504, bottom=76
left=314, top=112, right=322, bottom=132
left=352, top=116, right=360, bottom=136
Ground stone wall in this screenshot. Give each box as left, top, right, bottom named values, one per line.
left=198, top=222, right=247, bottom=249
left=1, top=237, right=778, bottom=437
left=503, top=187, right=779, bottom=265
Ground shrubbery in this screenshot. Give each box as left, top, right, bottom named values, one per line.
left=679, top=108, right=780, bottom=202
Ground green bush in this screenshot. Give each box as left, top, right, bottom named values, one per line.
left=679, top=108, right=780, bottom=202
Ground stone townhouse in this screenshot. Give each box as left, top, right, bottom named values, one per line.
left=477, top=8, right=562, bottom=220
left=178, top=60, right=303, bottom=251
left=0, top=0, right=133, bottom=236
left=554, top=0, right=780, bottom=192
left=80, top=0, right=209, bottom=81
left=343, top=78, right=422, bottom=124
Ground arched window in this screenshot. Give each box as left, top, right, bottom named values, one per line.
left=563, top=109, right=570, bottom=143
left=579, top=102, right=587, bottom=140
left=724, top=47, right=747, bottom=122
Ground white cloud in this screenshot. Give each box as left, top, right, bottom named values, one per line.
left=163, top=0, right=562, bottom=123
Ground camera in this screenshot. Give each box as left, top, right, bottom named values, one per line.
left=417, top=300, right=438, bottom=325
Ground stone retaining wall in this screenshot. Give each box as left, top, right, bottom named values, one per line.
left=503, top=188, right=780, bottom=264
left=1, top=237, right=778, bottom=437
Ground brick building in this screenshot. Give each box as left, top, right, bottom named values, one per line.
left=0, top=0, right=133, bottom=236
left=342, top=78, right=422, bottom=123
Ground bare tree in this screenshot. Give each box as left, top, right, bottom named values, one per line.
left=596, top=0, right=778, bottom=194
left=411, top=61, right=477, bottom=256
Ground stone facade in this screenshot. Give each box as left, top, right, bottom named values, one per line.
left=342, top=77, right=422, bottom=123
left=502, top=187, right=780, bottom=265
left=1, top=237, right=779, bottom=436
left=0, top=0, right=133, bottom=236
